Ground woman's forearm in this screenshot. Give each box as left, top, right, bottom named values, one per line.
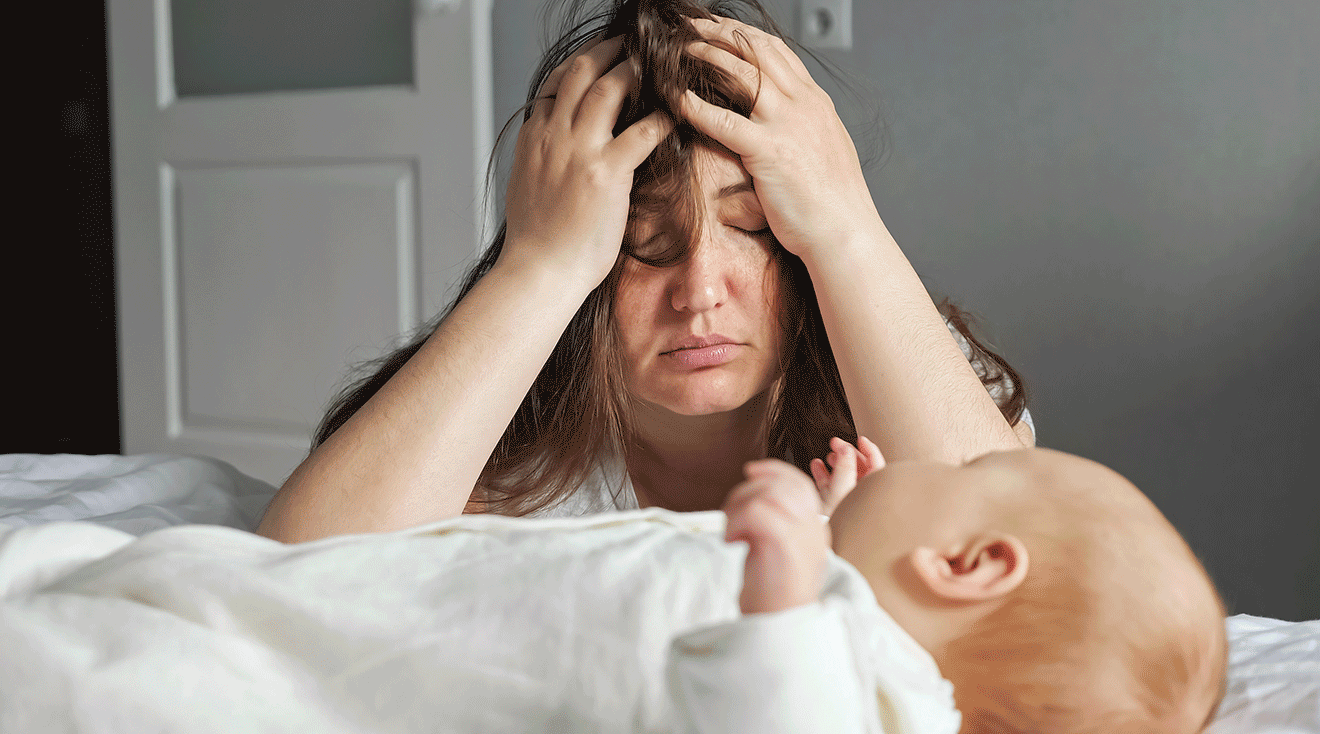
left=803, top=215, right=1023, bottom=465
left=257, top=258, right=595, bottom=543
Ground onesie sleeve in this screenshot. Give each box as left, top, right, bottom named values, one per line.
left=666, top=602, right=875, bottom=734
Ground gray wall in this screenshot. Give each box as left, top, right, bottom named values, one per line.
left=493, top=0, right=1320, bottom=621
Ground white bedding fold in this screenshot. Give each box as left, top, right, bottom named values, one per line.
left=0, top=454, right=276, bottom=535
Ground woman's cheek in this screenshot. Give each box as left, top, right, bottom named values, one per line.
left=613, top=272, right=660, bottom=372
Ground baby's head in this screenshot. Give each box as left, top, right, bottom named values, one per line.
left=830, top=447, right=1227, bottom=733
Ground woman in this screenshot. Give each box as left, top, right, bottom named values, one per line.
left=256, top=0, right=1033, bottom=543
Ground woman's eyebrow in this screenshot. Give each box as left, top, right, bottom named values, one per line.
left=628, top=193, right=666, bottom=216
left=716, top=181, right=755, bottom=199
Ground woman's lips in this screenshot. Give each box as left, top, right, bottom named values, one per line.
left=662, top=343, right=741, bottom=369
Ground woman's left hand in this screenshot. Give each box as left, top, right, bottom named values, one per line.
left=679, top=16, right=884, bottom=262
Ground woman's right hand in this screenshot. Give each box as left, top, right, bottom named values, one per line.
left=501, top=37, right=674, bottom=288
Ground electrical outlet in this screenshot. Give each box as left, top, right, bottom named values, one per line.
left=799, top=0, right=851, bottom=50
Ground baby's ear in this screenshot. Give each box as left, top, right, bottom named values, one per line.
left=907, top=534, right=1028, bottom=603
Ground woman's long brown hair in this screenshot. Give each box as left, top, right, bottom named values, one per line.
left=310, top=0, right=1029, bottom=516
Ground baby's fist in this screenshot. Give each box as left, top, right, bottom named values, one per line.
left=723, top=459, right=830, bottom=615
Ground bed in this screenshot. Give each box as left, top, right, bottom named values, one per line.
left=1, top=453, right=1316, bottom=732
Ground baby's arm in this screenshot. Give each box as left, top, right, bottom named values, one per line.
left=727, top=437, right=883, bottom=614
left=723, top=458, right=832, bottom=614
left=665, top=451, right=882, bottom=733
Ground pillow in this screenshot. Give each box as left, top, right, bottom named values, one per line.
left=0, top=453, right=277, bottom=536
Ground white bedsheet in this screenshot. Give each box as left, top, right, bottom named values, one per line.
left=1210, top=615, right=1320, bottom=733
left=1, top=453, right=1317, bottom=732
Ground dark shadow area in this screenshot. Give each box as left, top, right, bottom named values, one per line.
left=5, top=2, right=120, bottom=455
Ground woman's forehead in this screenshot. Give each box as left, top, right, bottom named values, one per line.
left=631, top=149, right=757, bottom=214
left=691, top=147, right=754, bottom=198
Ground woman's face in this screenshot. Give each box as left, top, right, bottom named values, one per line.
left=614, top=146, right=785, bottom=417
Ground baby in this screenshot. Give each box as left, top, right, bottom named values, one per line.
left=721, top=443, right=1228, bottom=733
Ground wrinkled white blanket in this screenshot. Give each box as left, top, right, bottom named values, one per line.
left=0, top=510, right=960, bottom=734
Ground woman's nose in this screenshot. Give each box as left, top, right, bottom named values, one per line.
left=669, top=240, right=730, bottom=314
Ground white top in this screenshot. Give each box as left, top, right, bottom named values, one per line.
left=528, top=453, right=641, bottom=518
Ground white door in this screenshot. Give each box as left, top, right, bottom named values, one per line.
left=108, top=0, right=494, bottom=487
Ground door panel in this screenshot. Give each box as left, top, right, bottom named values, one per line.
left=170, top=161, right=415, bottom=435
left=109, top=0, right=493, bottom=487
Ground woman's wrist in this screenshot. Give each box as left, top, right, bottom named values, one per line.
left=491, top=239, right=609, bottom=302
left=796, top=214, right=916, bottom=295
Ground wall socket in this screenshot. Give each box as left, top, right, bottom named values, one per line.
left=799, top=0, right=851, bottom=50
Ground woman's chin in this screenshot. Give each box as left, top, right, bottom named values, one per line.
left=642, top=384, right=764, bottom=417
left=628, top=365, right=780, bottom=419
left=657, top=399, right=747, bottom=417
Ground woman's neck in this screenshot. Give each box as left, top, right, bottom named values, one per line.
left=625, top=389, right=773, bottom=512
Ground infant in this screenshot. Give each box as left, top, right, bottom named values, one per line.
left=723, top=443, right=1228, bottom=733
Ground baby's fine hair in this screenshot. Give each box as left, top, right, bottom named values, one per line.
left=940, top=507, right=1229, bottom=734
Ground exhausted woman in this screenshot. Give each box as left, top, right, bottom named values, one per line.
left=257, top=0, right=1033, bottom=543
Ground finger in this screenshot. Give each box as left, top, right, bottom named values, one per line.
left=836, top=436, right=871, bottom=476
left=531, top=36, right=605, bottom=119
left=748, top=460, right=824, bottom=516
left=685, top=40, right=777, bottom=101
left=678, top=89, right=758, bottom=155
left=538, top=34, right=616, bottom=98
left=689, top=16, right=763, bottom=61
left=724, top=498, right=780, bottom=544
left=857, top=435, right=886, bottom=476
left=829, top=442, right=858, bottom=499
left=575, top=57, right=638, bottom=135
left=688, top=16, right=812, bottom=90
left=722, top=479, right=772, bottom=539
left=723, top=493, right=755, bottom=542
left=809, top=458, right=830, bottom=494
left=545, top=37, right=625, bottom=127
left=742, top=458, right=800, bottom=480
left=827, top=436, right=849, bottom=461
left=607, top=110, right=675, bottom=169
left=726, top=484, right=805, bottom=542
left=722, top=476, right=766, bottom=514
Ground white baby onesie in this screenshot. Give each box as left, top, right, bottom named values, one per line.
left=665, top=518, right=963, bottom=734
left=526, top=504, right=962, bottom=732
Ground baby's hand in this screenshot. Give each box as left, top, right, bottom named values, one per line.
left=723, top=459, right=831, bottom=615
left=808, top=436, right=884, bottom=517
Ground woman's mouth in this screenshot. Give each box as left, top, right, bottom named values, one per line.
left=662, top=343, right=742, bottom=369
